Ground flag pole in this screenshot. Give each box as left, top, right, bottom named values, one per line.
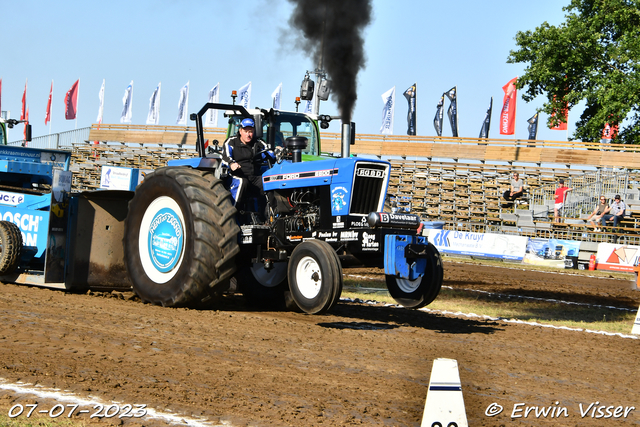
left=514, top=77, right=518, bottom=142
left=415, top=83, right=418, bottom=135
left=455, top=85, right=459, bottom=138
left=75, top=80, right=80, bottom=130
left=49, top=80, right=53, bottom=136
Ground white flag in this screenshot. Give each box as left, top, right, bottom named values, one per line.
left=120, top=80, right=133, bottom=123
left=272, top=83, right=282, bottom=110
left=238, top=81, right=251, bottom=109
left=176, top=81, right=189, bottom=125
left=97, top=79, right=105, bottom=124
left=205, top=83, right=220, bottom=127
left=147, top=82, right=161, bottom=125
left=380, top=86, right=395, bottom=135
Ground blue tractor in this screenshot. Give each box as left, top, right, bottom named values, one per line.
left=122, top=103, right=443, bottom=314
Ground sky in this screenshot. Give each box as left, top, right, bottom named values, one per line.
left=2, top=0, right=572, bottom=143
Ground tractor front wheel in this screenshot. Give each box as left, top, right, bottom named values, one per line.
left=287, top=240, right=341, bottom=314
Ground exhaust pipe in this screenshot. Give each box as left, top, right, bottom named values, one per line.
left=341, top=122, right=355, bottom=158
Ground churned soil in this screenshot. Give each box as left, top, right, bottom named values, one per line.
left=0, top=261, right=639, bottom=426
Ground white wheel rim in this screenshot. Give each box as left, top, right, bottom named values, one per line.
left=138, top=196, right=186, bottom=284
left=295, top=255, right=322, bottom=299
left=396, top=276, right=423, bottom=294
left=250, top=262, right=288, bottom=288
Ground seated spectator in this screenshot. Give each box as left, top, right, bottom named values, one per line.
left=586, top=196, right=609, bottom=231
left=600, top=194, right=626, bottom=230
left=503, top=172, right=525, bottom=203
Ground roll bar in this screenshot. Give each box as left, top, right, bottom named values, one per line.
left=190, top=103, right=252, bottom=157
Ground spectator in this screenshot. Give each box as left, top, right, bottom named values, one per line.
left=586, top=196, right=609, bottom=231
left=600, top=194, right=626, bottom=230
left=503, top=172, right=525, bottom=204
left=554, top=179, right=573, bottom=223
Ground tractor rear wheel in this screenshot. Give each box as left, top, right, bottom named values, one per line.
left=385, top=242, right=443, bottom=309
left=287, top=239, right=341, bottom=314
left=124, top=167, right=239, bottom=307
left=0, top=221, right=22, bottom=275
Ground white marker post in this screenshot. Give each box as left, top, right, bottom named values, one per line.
left=421, top=358, right=468, bottom=427
left=632, top=306, right=640, bottom=335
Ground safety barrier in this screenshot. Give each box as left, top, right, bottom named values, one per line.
left=9, top=127, right=91, bottom=149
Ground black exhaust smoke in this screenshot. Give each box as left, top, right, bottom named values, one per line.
left=287, top=0, right=372, bottom=124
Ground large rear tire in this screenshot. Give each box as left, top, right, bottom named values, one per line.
left=385, top=242, right=443, bottom=309
left=0, top=221, right=22, bottom=274
left=287, top=239, right=341, bottom=314
left=124, top=167, right=239, bottom=307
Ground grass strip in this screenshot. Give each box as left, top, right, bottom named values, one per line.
left=342, top=280, right=638, bottom=335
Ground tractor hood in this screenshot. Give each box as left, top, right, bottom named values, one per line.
left=263, top=157, right=391, bottom=217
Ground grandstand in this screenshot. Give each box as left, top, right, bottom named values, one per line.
left=382, top=159, right=640, bottom=244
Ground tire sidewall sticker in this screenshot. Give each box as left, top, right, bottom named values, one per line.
left=138, top=196, right=186, bottom=284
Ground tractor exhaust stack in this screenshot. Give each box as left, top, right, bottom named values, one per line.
left=341, top=122, right=354, bottom=158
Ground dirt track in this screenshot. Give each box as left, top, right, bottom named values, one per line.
left=0, top=261, right=639, bottom=426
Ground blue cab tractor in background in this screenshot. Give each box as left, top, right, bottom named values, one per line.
left=0, top=104, right=443, bottom=315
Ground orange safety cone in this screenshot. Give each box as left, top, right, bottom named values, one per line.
left=588, top=254, right=596, bottom=271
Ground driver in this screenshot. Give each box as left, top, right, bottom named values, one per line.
left=222, top=118, right=274, bottom=205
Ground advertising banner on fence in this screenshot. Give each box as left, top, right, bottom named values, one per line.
left=427, top=229, right=528, bottom=260
left=523, top=238, right=581, bottom=269
left=595, top=243, right=640, bottom=272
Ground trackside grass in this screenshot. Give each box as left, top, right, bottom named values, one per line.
left=342, top=259, right=639, bottom=335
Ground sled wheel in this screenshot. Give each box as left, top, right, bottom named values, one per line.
left=0, top=221, right=22, bottom=274
left=385, top=242, right=443, bottom=309
left=236, top=260, right=288, bottom=305
left=124, top=167, right=239, bottom=307
left=287, top=239, right=341, bottom=314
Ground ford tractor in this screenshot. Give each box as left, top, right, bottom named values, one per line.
left=123, top=103, right=443, bottom=314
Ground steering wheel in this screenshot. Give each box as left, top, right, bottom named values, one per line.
left=254, top=148, right=275, bottom=168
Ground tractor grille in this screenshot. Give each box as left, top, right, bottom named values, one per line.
left=350, top=162, right=388, bottom=215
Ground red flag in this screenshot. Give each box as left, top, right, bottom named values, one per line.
left=602, top=122, right=618, bottom=141
left=65, top=79, right=79, bottom=120
left=550, top=97, right=568, bottom=130
left=20, top=79, right=27, bottom=120
left=45, top=81, right=53, bottom=125
left=23, top=106, right=29, bottom=141
left=499, top=77, right=517, bottom=135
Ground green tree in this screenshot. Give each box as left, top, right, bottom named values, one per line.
left=508, top=0, right=640, bottom=143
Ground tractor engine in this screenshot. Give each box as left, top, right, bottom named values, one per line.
left=267, top=187, right=324, bottom=233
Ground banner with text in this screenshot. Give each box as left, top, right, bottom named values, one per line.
left=427, top=229, right=528, bottom=260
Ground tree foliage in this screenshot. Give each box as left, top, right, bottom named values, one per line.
left=508, top=0, right=640, bottom=143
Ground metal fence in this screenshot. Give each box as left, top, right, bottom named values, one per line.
left=9, top=127, right=90, bottom=149
left=528, top=169, right=630, bottom=218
